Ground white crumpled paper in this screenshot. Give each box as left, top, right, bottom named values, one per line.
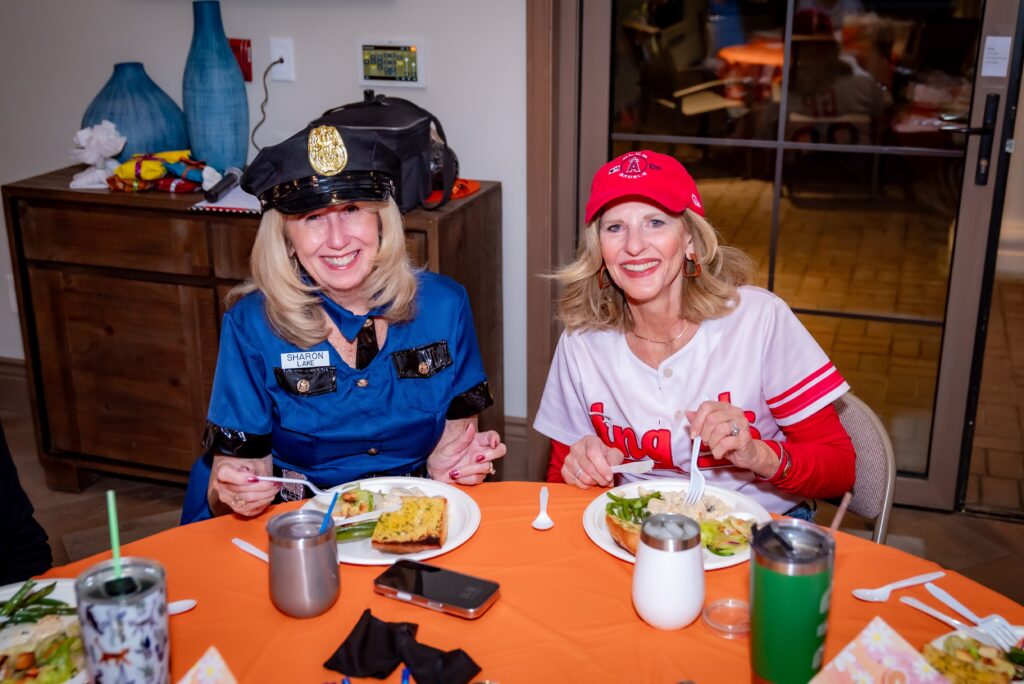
left=69, top=120, right=125, bottom=189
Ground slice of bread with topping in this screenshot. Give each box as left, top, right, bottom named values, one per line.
left=371, top=496, right=448, bottom=554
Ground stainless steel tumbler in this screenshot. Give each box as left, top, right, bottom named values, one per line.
left=267, top=509, right=339, bottom=618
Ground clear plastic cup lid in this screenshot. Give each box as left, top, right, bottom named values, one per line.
left=702, top=598, right=750, bottom=638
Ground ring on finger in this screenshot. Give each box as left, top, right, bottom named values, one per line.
left=486, top=463, right=496, bottom=476
left=728, top=421, right=741, bottom=437
left=573, top=466, right=584, bottom=482
left=233, top=495, right=244, bottom=507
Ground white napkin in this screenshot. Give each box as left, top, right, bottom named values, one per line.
left=69, top=120, right=126, bottom=188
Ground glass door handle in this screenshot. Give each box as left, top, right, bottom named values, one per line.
left=939, top=112, right=969, bottom=123
left=941, top=93, right=1000, bottom=186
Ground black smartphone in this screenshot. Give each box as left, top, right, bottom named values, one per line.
left=373, top=560, right=500, bottom=619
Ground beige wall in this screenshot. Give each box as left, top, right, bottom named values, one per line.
left=0, top=0, right=528, bottom=417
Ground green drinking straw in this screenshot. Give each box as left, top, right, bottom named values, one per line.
left=106, top=490, right=122, bottom=578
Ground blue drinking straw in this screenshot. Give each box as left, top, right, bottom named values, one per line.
left=319, top=491, right=339, bottom=534
left=106, top=490, right=122, bottom=578
left=401, top=667, right=410, bottom=684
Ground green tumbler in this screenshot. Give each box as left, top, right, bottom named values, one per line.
left=750, top=519, right=834, bottom=684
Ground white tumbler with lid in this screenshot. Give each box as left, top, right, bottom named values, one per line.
left=632, top=513, right=705, bottom=630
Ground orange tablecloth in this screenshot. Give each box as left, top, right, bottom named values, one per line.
left=44, top=482, right=1024, bottom=682
left=719, top=40, right=785, bottom=68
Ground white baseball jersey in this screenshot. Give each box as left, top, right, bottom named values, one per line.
left=534, top=286, right=849, bottom=513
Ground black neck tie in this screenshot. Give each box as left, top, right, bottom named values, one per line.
left=356, top=317, right=379, bottom=370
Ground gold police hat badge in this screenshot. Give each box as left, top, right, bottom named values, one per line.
left=307, top=125, right=348, bottom=176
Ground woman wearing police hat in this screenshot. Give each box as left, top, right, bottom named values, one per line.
left=181, top=121, right=504, bottom=523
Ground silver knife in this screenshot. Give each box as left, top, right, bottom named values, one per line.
left=611, top=460, right=655, bottom=475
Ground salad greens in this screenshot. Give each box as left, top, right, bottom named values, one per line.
left=606, top=491, right=754, bottom=556
left=0, top=580, right=84, bottom=684
left=700, top=518, right=754, bottom=557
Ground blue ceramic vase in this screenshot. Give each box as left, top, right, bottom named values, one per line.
left=183, top=0, right=249, bottom=172
left=81, top=62, right=189, bottom=162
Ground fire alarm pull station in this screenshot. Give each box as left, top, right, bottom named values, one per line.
left=359, top=39, right=425, bottom=88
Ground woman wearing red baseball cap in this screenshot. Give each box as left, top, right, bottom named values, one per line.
left=533, top=150, right=855, bottom=519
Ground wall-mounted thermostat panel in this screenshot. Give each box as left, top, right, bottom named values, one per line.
left=359, top=39, right=425, bottom=88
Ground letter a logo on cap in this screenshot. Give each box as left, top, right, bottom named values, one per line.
left=619, top=152, right=649, bottom=179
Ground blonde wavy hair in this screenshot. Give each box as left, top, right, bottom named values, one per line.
left=555, top=209, right=753, bottom=332
left=227, top=197, right=418, bottom=348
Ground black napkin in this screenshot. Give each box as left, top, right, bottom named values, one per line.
left=324, top=609, right=481, bottom=683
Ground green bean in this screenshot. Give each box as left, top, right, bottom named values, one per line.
left=21, top=582, right=57, bottom=609
left=0, top=579, right=36, bottom=617
left=335, top=520, right=377, bottom=542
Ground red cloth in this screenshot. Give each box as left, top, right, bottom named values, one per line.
left=546, top=403, right=855, bottom=499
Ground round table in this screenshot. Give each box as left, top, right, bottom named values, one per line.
left=44, top=482, right=1024, bottom=682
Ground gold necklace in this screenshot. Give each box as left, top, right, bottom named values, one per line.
left=630, top=319, right=692, bottom=345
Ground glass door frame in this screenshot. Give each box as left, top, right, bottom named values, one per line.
left=529, top=0, right=1024, bottom=509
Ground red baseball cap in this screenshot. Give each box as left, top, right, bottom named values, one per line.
left=584, top=150, right=705, bottom=223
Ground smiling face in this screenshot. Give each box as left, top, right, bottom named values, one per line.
left=285, top=202, right=380, bottom=310
left=598, top=200, right=692, bottom=308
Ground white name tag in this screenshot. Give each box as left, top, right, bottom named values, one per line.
left=280, top=351, right=329, bottom=368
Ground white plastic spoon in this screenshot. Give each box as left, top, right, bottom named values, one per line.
left=532, top=486, right=554, bottom=531
left=168, top=599, right=197, bottom=616
left=851, top=571, right=945, bottom=602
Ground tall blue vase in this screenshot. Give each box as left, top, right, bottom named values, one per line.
left=81, top=63, right=189, bottom=162
left=183, top=0, right=249, bottom=172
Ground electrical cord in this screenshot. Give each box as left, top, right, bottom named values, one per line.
left=251, top=57, right=284, bottom=152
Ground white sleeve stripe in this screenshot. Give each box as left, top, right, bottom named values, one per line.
left=770, top=368, right=847, bottom=419
left=774, top=383, right=850, bottom=426
left=767, top=362, right=836, bottom=408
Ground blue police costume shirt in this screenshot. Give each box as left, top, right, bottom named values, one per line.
left=206, top=271, right=488, bottom=488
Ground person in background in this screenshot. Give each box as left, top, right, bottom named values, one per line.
left=534, top=150, right=855, bottom=519
left=0, top=422, right=52, bottom=583
left=181, top=120, right=504, bottom=523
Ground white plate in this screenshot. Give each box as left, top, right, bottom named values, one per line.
left=300, top=476, right=481, bottom=565
left=582, top=479, right=772, bottom=570
left=928, top=625, right=1024, bottom=682
left=0, top=578, right=86, bottom=684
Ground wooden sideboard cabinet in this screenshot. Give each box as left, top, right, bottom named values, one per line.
left=3, top=166, right=503, bottom=490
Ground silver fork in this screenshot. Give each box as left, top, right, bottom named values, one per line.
left=255, top=476, right=355, bottom=498
left=925, top=583, right=1018, bottom=651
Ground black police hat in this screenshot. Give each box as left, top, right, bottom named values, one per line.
left=241, top=123, right=401, bottom=214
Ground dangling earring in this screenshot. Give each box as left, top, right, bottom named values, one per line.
left=683, top=254, right=702, bottom=278
left=597, top=266, right=613, bottom=289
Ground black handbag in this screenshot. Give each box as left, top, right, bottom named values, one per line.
left=316, top=91, right=458, bottom=212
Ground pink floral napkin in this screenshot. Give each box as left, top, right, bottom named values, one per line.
left=811, top=616, right=946, bottom=684
left=176, top=646, right=238, bottom=684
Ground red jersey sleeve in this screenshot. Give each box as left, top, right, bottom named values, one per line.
left=764, top=403, right=855, bottom=499
left=547, top=440, right=571, bottom=483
